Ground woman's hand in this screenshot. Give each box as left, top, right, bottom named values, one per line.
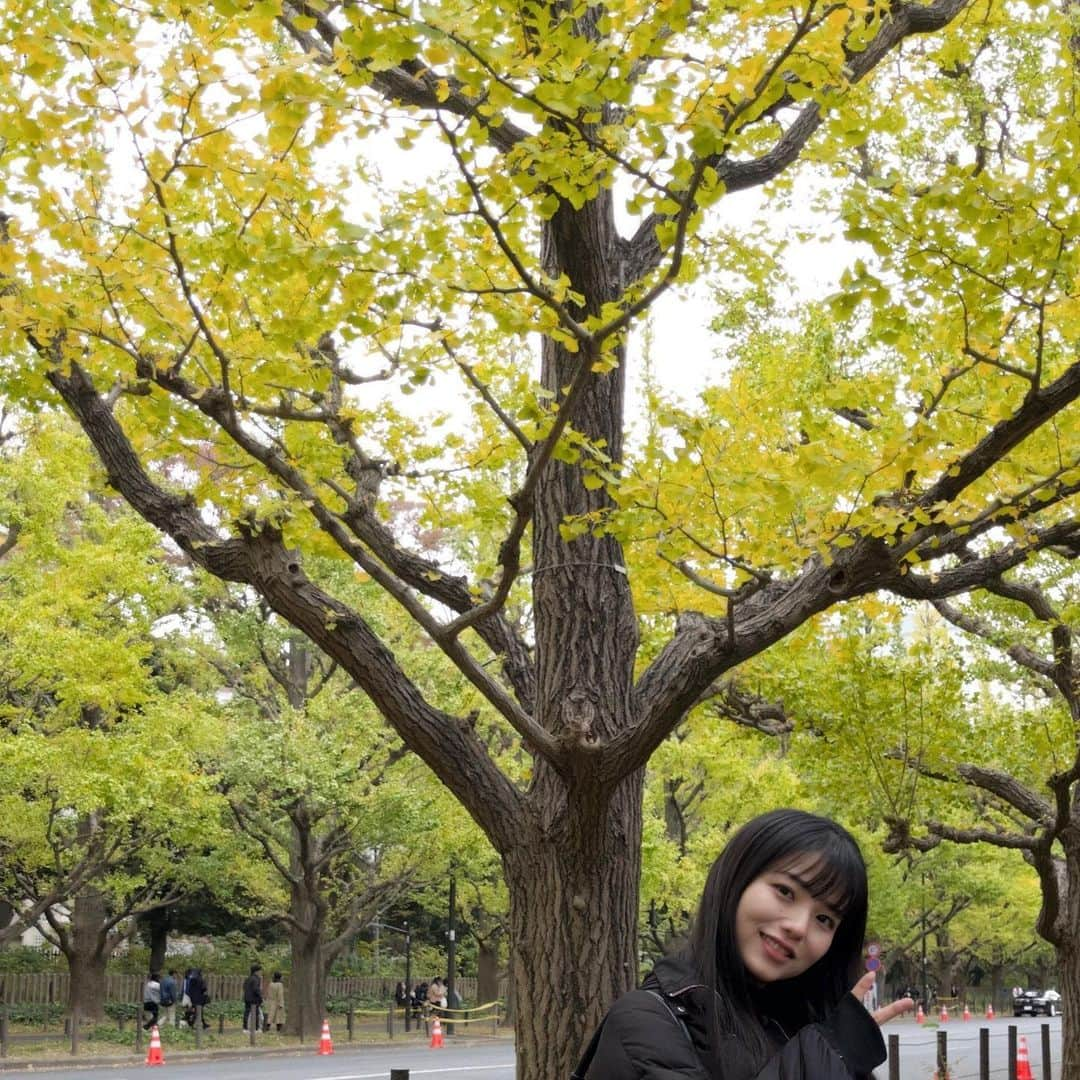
left=851, top=971, right=915, bottom=1025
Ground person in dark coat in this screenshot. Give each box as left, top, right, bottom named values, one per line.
left=574, top=809, right=913, bottom=1080
left=185, top=967, right=211, bottom=1029
left=243, top=963, right=264, bottom=1033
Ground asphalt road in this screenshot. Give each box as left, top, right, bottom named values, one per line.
left=886, top=1014, right=1060, bottom=1079
left=0, top=1040, right=516, bottom=1080
left=0, top=1017, right=1063, bottom=1079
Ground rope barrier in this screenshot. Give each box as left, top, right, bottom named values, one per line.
left=431, top=1000, right=501, bottom=1016
left=429, top=1013, right=501, bottom=1025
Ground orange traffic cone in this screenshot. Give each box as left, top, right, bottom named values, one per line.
left=430, top=1014, right=444, bottom=1048
left=962, top=1004, right=972, bottom=1021
left=985, top=1002, right=995, bottom=1019
left=1016, top=1035, right=1034, bottom=1080
left=145, top=1024, right=165, bottom=1066
left=317, top=1018, right=334, bottom=1056
left=939, top=1004, right=949, bottom=1022
left=916, top=1003, right=926, bottom=1024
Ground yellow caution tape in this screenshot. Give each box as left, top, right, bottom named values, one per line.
left=430, top=1000, right=502, bottom=1015
left=429, top=1014, right=502, bottom=1024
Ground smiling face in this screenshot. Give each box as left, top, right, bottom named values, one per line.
left=733, top=854, right=844, bottom=984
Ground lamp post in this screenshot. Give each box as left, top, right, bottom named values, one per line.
left=447, top=874, right=457, bottom=1035
left=921, top=872, right=929, bottom=1009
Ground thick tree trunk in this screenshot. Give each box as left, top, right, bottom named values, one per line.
left=287, top=929, right=327, bottom=1039
left=285, top=814, right=328, bottom=1039
left=1057, top=848, right=1080, bottom=1078
left=514, top=187, right=643, bottom=1079
left=67, top=948, right=110, bottom=1025
left=476, top=940, right=500, bottom=1005
left=143, top=906, right=169, bottom=974
left=0, top=900, right=14, bottom=943
left=505, top=770, right=643, bottom=1080
left=1059, top=941, right=1079, bottom=1076
left=63, top=888, right=112, bottom=1023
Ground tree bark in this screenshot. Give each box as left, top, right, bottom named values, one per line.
left=62, top=887, right=112, bottom=1023
left=476, top=940, right=500, bottom=1006
left=1056, top=846, right=1080, bottom=1077
left=505, top=769, right=643, bottom=1080
left=286, top=926, right=327, bottom=1039
left=143, top=906, right=169, bottom=975
left=284, top=812, right=333, bottom=1039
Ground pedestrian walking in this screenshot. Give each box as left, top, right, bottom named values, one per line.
left=573, top=808, right=914, bottom=1080
left=266, top=972, right=286, bottom=1032
left=142, top=972, right=161, bottom=1030
left=185, top=967, right=211, bottom=1029
left=243, top=963, right=264, bottom=1034
left=159, top=969, right=178, bottom=1027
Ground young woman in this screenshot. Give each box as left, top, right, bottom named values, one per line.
left=574, top=809, right=912, bottom=1080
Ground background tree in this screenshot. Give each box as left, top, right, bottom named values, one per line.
left=0, top=417, right=229, bottom=1020
left=208, top=596, right=438, bottom=1035
left=3, top=1, right=1080, bottom=1074
left=879, top=561, right=1080, bottom=1066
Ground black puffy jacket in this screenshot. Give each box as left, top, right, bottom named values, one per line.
left=574, top=955, right=886, bottom=1080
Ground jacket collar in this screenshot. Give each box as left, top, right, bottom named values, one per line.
left=645, top=953, right=708, bottom=998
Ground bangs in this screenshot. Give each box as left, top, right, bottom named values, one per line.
left=773, top=846, right=864, bottom=916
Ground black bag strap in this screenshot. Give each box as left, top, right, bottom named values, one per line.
left=570, top=989, right=694, bottom=1079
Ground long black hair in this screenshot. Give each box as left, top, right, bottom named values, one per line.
left=684, top=809, right=869, bottom=1068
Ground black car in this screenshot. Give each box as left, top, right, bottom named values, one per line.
left=1013, top=989, right=1060, bottom=1017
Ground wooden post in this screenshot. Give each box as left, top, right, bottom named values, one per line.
left=1041, top=1022, right=1052, bottom=1080
left=348, top=1005, right=355, bottom=1042
left=70, top=1012, right=80, bottom=1055
left=1008, top=1024, right=1018, bottom=1080
left=249, top=1019, right=256, bottom=1046
left=937, top=1029, right=948, bottom=1080
left=218, top=1012, right=225, bottom=1034
left=387, top=1003, right=394, bottom=1038
left=980, top=1026, right=990, bottom=1080
left=888, top=1032, right=899, bottom=1080
left=194, top=1006, right=202, bottom=1050
left=1, top=1002, right=9, bottom=1059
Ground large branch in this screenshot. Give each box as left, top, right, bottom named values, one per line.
left=626, top=0, right=974, bottom=278
left=277, top=3, right=528, bottom=155
left=622, top=513, right=1078, bottom=780
left=621, top=537, right=901, bottom=779
left=931, top=597, right=1058, bottom=685
left=906, top=360, right=1080, bottom=533
left=136, top=344, right=538, bottom=719
left=46, top=363, right=527, bottom=852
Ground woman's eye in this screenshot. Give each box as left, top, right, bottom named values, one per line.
left=817, top=913, right=836, bottom=929
left=773, top=883, right=793, bottom=898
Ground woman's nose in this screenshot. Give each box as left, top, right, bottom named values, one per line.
left=781, top=905, right=811, bottom=939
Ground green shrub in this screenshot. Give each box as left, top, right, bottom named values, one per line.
left=0, top=946, right=62, bottom=973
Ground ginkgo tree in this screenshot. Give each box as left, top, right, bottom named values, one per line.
left=2, top=0, right=1079, bottom=1074
left=0, top=416, right=228, bottom=1022
left=202, top=590, right=442, bottom=1035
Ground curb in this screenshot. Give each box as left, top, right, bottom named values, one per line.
left=0, top=1034, right=507, bottom=1073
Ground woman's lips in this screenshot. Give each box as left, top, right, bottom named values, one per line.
left=760, top=932, right=795, bottom=962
